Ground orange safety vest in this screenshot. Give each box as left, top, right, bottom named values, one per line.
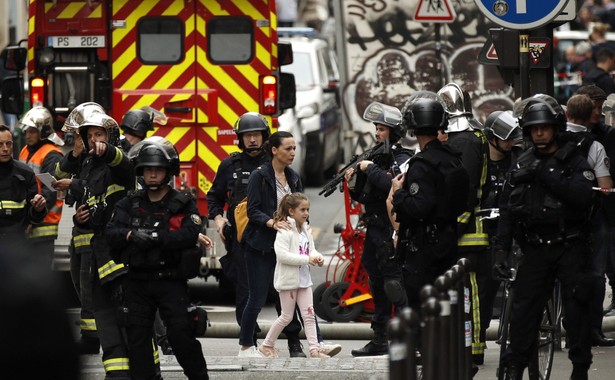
left=19, top=144, right=64, bottom=235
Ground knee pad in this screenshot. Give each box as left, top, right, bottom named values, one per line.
left=384, top=279, right=406, bottom=305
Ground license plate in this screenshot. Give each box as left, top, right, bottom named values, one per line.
left=49, top=36, right=106, bottom=48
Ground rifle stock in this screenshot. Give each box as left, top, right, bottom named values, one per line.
left=318, top=141, right=388, bottom=197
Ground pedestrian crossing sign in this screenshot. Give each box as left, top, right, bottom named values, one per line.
left=414, top=0, right=457, bottom=23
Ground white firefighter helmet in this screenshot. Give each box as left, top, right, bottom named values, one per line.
left=19, top=106, right=64, bottom=146
left=437, top=83, right=479, bottom=132
left=62, top=102, right=106, bottom=132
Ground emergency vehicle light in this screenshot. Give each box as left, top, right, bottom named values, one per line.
left=30, top=78, right=46, bottom=107
left=261, top=75, right=277, bottom=115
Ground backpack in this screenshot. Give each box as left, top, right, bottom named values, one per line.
left=234, top=196, right=249, bottom=243
left=233, top=166, right=268, bottom=242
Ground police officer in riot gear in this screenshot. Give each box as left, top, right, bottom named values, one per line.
left=207, top=112, right=270, bottom=333
left=495, top=98, right=595, bottom=380
left=56, top=112, right=136, bottom=379
left=119, top=109, right=155, bottom=152
left=345, top=102, right=412, bottom=357
left=106, top=141, right=209, bottom=380
left=438, top=83, right=491, bottom=363
left=389, top=94, right=469, bottom=316
left=480, top=110, right=522, bottom=353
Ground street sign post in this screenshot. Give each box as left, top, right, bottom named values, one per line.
left=474, top=0, right=570, bottom=30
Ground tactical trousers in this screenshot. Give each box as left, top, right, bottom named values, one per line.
left=126, top=278, right=208, bottom=380
left=361, top=225, right=407, bottom=328
left=91, top=271, right=131, bottom=379
left=70, top=232, right=97, bottom=340
left=504, top=239, right=593, bottom=370
left=464, top=249, right=499, bottom=360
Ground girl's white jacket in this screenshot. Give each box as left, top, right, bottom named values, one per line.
left=273, top=217, right=322, bottom=291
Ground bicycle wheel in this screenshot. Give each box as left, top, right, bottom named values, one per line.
left=313, top=282, right=332, bottom=322
left=320, top=282, right=363, bottom=322
left=528, top=301, right=556, bottom=380
left=497, top=283, right=514, bottom=380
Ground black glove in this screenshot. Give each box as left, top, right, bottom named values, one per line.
left=510, top=159, right=542, bottom=185
left=129, top=230, right=157, bottom=249
left=492, top=249, right=511, bottom=280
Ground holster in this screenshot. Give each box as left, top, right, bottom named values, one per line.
left=176, top=246, right=202, bottom=279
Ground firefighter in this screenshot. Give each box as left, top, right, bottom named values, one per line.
left=17, top=106, right=64, bottom=260
left=0, top=124, right=47, bottom=240
left=344, top=102, right=412, bottom=357
left=119, top=109, right=154, bottom=152
left=56, top=111, right=135, bottom=379
left=106, top=141, right=209, bottom=380
left=54, top=102, right=106, bottom=354
left=437, top=82, right=490, bottom=364
left=494, top=98, right=595, bottom=380
left=389, top=94, right=469, bottom=318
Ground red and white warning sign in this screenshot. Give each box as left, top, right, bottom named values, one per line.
left=487, top=44, right=498, bottom=60
left=529, top=41, right=549, bottom=64
left=414, top=0, right=457, bottom=23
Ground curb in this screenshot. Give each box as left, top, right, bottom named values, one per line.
left=204, top=321, right=374, bottom=340
left=205, top=316, right=615, bottom=341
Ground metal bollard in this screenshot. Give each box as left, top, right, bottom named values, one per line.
left=400, top=307, right=420, bottom=380
left=420, top=296, right=441, bottom=380
left=451, top=264, right=467, bottom=380
left=434, top=274, right=453, bottom=380
left=445, top=269, right=460, bottom=380
left=458, top=258, right=473, bottom=380
left=388, top=317, right=405, bottom=380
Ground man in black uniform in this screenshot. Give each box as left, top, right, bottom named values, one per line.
left=480, top=110, right=522, bottom=356
left=438, top=83, right=490, bottom=363
left=494, top=98, right=595, bottom=380
left=0, top=124, right=47, bottom=239
left=106, top=141, right=208, bottom=380
left=56, top=112, right=135, bottom=379
left=344, top=102, right=412, bottom=357
left=207, top=112, right=270, bottom=328
left=389, top=95, right=469, bottom=313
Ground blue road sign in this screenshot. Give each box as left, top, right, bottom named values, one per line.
left=474, top=0, right=570, bottom=30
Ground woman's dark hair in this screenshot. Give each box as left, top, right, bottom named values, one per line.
left=262, top=130, right=293, bottom=158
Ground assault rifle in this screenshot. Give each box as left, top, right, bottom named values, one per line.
left=319, top=140, right=389, bottom=197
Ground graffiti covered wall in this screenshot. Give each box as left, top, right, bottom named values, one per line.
left=339, top=0, right=515, bottom=149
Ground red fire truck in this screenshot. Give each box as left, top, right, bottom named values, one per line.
left=0, top=0, right=295, bottom=282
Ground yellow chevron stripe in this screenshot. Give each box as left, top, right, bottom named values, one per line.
left=202, top=64, right=256, bottom=110
left=255, top=40, right=271, bottom=70
left=203, top=1, right=229, bottom=16
left=198, top=137, right=221, bottom=176
left=161, top=0, right=185, bottom=16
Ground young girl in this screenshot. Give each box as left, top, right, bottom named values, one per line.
left=258, top=193, right=328, bottom=358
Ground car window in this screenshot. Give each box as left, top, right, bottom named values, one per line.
left=321, top=47, right=338, bottom=82
left=282, top=51, right=315, bottom=90
left=317, top=49, right=329, bottom=87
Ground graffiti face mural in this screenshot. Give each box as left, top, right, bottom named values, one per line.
left=341, top=0, right=512, bottom=144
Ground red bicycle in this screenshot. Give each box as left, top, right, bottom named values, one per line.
left=314, top=181, right=375, bottom=322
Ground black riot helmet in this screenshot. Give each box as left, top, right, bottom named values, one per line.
left=402, top=92, right=448, bottom=136
left=233, top=112, right=271, bottom=151
left=363, top=102, right=406, bottom=143
left=484, top=111, right=521, bottom=141
left=132, top=141, right=180, bottom=189
left=120, top=109, right=154, bottom=139
left=516, top=100, right=567, bottom=134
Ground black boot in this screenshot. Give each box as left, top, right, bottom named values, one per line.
left=351, top=325, right=388, bottom=357
left=504, top=365, right=523, bottom=380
